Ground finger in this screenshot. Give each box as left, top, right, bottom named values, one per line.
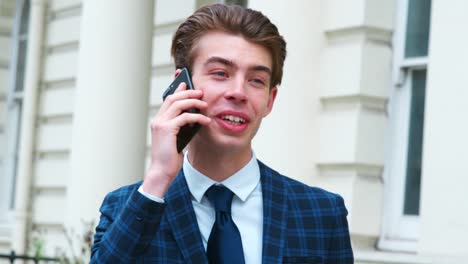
left=160, top=89, right=203, bottom=112
left=171, top=112, right=212, bottom=128
left=164, top=99, right=208, bottom=118
left=174, top=82, right=187, bottom=92
left=168, top=88, right=203, bottom=101
left=150, top=100, right=209, bottom=132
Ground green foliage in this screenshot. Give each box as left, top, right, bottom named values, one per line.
left=31, top=229, right=45, bottom=260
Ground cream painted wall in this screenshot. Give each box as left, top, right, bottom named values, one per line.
left=419, top=0, right=468, bottom=258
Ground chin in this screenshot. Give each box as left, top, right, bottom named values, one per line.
left=196, top=131, right=251, bottom=153
left=214, top=138, right=250, bottom=152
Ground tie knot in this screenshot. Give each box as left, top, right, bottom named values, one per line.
left=205, top=185, right=234, bottom=213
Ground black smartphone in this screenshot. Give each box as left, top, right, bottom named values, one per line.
left=162, top=68, right=201, bottom=152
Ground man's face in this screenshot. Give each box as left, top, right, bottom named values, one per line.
left=189, top=31, right=278, bottom=153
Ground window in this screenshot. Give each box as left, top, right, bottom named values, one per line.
left=196, top=0, right=248, bottom=8
left=379, top=0, right=431, bottom=252
left=223, top=0, right=247, bottom=6
left=0, top=0, right=29, bottom=225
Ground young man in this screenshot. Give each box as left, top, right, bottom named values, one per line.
left=91, top=3, right=353, bottom=264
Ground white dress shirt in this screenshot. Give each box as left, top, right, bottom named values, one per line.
left=139, top=153, right=263, bottom=264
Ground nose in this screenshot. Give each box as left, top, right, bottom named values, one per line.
left=224, top=77, right=247, bottom=103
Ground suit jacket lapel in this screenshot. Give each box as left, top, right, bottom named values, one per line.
left=259, top=161, right=288, bottom=264
left=165, top=171, right=208, bottom=264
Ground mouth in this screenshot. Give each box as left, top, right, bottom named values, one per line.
left=215, top=111, right=250, bottom=132
left=220, top=114, right=246, bottom=125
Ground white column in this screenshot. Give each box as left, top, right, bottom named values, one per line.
left=12, top=0, right=46, bottom=253
left=67, top=0, right=154, bottom=230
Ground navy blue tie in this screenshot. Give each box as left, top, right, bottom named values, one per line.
left=205, top=185, right=245, bottom=264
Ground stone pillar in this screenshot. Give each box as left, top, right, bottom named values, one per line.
left=316, top=0, right=394, bottom=246
left=249, top=1, right=393, bottom=245
left=67, top=0, right=154, bottom=231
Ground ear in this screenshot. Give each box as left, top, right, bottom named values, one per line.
left=174, top=68, right=183, bottom=78
left=263, top=87, right=278, bottom=117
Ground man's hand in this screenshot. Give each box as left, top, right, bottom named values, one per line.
left=141, top=81, right=211, bottom=198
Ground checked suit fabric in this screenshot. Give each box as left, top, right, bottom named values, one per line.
left=90, top=161, right=354, bottom=263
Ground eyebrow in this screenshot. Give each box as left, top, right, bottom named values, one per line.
left=204, top=56, right=272, bottom=76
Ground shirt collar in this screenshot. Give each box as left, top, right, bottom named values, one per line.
left=183, top=152, right=260, bottom=203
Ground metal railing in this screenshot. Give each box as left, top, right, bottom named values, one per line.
left=0, top=250, right=60, bottom=263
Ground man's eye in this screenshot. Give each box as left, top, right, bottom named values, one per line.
left=250, top=78, right=266, bottom=86
left=213, top=71, right=227, bottom=77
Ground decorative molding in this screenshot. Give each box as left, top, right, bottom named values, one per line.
left=354, top=248, right=434, bottom=264
left=154, top=20, right=183, bottom=35
left=0, top=0, right=16, bottom=17
left=324, top=26, right=393, bottom=46
left=0, top=17, right=13, bottom=36
left=320, top=94, right=388, bottom=113
left=36, top=150, right=70, bottom=159
left=0, top=215, right=13, bottom=240
left=152, top=63, right=174, bottom=76
left=0, top=227, right=12, bottom=243
left=46, top=41, right=79, bottom=55
left=37, top=113, right=73, bottom=124
left=149, top=103, right=162, bottom=113
left=0, top=29, right=11, bottom=37
left=41, top=78, right=76, bottom=90
left=0, top=59, right=9, bottom=69
left=34, top=185, right=67, bottom=193
left=317, top=162, right=383, bottom=178
left=48, top=3, right=82, bottom=21
left=29, top=222, right=65, bottom=231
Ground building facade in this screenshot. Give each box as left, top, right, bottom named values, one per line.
left=0, top=0, right=467, bottom=263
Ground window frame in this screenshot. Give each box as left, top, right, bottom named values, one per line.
left=0, top=0, right=29, bottom=230
left=379, top=0, right=430, bottom=252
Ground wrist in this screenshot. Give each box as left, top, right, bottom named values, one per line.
left=138, top=185, right=165, bottom=203
left=142, top=169, right=174, bottom=198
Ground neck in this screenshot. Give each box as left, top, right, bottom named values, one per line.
left=187, top=144, right=252, bottom=182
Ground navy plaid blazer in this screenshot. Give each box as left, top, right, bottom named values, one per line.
left=91, top=161, right=353, bottom=263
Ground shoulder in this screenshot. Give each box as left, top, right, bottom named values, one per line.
left=287, top=176, right=344, bottom=206
left=258, top=160, right=347, bottom=214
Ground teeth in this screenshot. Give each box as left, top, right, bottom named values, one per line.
left=221, top=115, right=245, bottom=124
